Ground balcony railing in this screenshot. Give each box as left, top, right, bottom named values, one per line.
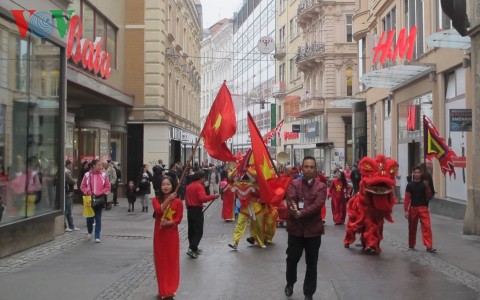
left=295, top=42, right=326, bottom=64
left=297, top=0, right=322, bottom=18
left=275, top=42, right=286, bottom=58
left=299, top=94, right=325, bottom=118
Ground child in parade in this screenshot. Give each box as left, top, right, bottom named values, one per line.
left=127, top=180, right=136, bottom=212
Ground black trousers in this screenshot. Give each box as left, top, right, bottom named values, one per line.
left=187, top=206, right=204, bottom=251
left=286, top=234, right=321, bottom=297
left=112, top=184, right=119, bottom=204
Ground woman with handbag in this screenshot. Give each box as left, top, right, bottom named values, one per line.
left=81, top=160, right=111, bottom=243
left=152, top=176, right=183, bottom=300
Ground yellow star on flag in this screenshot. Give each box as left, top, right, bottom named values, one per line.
left=213, top=114, right=222, bottom=130
left=260, top=155, right=274, bottom=180
left=164, top=206, right=176, bottom=220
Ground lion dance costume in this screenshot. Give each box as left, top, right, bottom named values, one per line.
left=344, top=155, right=398, bottom=254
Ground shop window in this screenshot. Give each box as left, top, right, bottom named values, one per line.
left=1, top=27, right=62, bottom=226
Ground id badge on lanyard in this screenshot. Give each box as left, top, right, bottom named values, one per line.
left=298, top=200, right=305, bottom=209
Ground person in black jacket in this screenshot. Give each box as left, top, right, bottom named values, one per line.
left=137, top=164, right=153, bottom=212
left=152, top=164, right=164, bottom=196
left=111, top=161, right=121, bottom=206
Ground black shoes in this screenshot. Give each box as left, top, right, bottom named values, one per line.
left=246, top=237, right=255, bottom=245
left=284, top=284, right=293, bottom=297
left=426, top=247, right=437, bottom=253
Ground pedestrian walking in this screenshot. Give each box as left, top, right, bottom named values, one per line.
left=126, top=180, right=137, bottom=212
left=112, top=162, right=121, bottom=206
left=395, top=166, right=402, bottom=203
left=104, top=161, right=117, bottom=210
left=404, top=166, right=436, bottom=253
left=137, top=164, right=153, bottom=212
left=285, top=156, right=327, bottom=300
left=80, top=159, right=111, bottom=243
left=153, top=176, right=183, bottom=300
left=64, top=160, right=79, bottom=232
left=350, top=162, right=361, bottom=194
left=185, top=171, right=219, bottom=258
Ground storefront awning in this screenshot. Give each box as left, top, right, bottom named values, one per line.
left=360, top=64, right=433, bottom=89
left=331, top=98, right=365, bottom=107
left=426, top=29, right=471, bottom=50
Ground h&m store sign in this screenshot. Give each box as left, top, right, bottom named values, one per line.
left=11, top=10, right=111, bottom=79
left=373, top=26, right=417, bottom=64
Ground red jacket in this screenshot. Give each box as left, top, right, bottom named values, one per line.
left=286, top=177, right=327, bottom=237
left=186, top=181, right=217, bottom=208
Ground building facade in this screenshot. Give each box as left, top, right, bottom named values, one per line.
left=125, top=0, right=202, bottom=179
left=276, top=0, right=358, bottom=173
left=200, top=19, right=234, bottom=164
left=66, top=0, right=133, bottom=189
left=354, top=0, right=477, bottom=233
left=232, top=0, right=276, bottom=155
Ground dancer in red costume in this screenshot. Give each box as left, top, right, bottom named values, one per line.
left=328, top=171, right=349, bottom=225
left=317, top=172, right=328, bottom=223
left=344, top=155, right=397, bottom=254
left=220, top=177, right=235, bottom=221
left=152, top=176, right=184, bottom=300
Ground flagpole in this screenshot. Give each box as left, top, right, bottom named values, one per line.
left=174, top=136, right=202, bottom=194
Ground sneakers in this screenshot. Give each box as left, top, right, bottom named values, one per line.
left=95, top=239, right=101, bottom=243
left=228, top=243, right=238, bottom=250
left=195, top=249, right=203, bottom=255
left=246, top=237, right=255, bottom=245
left=86, top=233, right=92, bottom=240
left=73, top=227, right=80, bottom=231
left=186, top=249, right=198, bottom=258
left=65, top=228, right=73, bottom=232
left=284, top=284, right=293, bottom=297
left=426, top=247, right=437, bottom=253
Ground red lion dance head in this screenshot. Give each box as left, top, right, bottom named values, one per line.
left=344, top=155, right=398, bottom=254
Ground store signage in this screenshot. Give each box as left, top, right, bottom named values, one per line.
left=11, top=9, right=75, bottom=39
left=66, top=15, right=111, bottom=79
left=292, top=124, right=301, bottom=133
left=284, top=132, right=299, bottom=140
left=450, top=109, right=472, bottom=132
left=304, top=121, right=318, bottom=138
left=373, top=26, right=417, bottom=64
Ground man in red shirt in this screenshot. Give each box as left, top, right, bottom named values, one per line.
left=186, top=171, right=220, bottom=258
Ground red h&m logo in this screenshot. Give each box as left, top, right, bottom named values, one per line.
left=373, top=26, right=417, bottom=64
left=11, top=10, right=75, bottom=39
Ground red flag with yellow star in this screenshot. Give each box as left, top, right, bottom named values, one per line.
left=201, top=81, right=237, bottom=162
left=247, top=112, right=291, bottom=205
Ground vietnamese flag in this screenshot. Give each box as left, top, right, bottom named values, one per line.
left=201, top=81, right=237, bottom=162
left=247, top=112, right=291, bottom=205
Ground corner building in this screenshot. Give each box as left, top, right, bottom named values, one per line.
left=125, top=0, right=202, bottom=180
left=354, top=0, right=477, bottom=233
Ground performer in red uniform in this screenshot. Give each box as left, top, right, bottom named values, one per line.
left=328, top=171, right=348, bottom=225
left=404, top=166, right=436, bottom=253
left=317, top=172, right=328, bottom=223
left=152, top=176, right=184, bottom=300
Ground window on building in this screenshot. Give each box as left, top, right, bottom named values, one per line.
left=279, top=63, right=285, bottom=83
left=384, top=97, right=392, bottom=118
left=405, top=0, right=424, bottom=58
left=289, top=18, right=297, bottom=40
left=435, top=0, right=451, bottom=31
left=279, top=26, right=285, bottom=44
left=82, top=3, right=94, bottom=40
left=346, top=67, right=353, bottom=96
left=358, top=37, right=366, bottom=91
left=279, top=0, right=286, bottom=13
left=346, top=15, right=353, bottom=42
left=289, top=58, right=298, bottom=81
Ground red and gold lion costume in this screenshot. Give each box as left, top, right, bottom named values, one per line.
left=344, top=155, right=398, bottom=254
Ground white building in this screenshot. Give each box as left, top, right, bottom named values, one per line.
left=200, top=19, right=234, bottom=163
left=232, top=0, right=276, bottom=155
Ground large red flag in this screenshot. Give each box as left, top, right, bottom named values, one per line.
left=423, top=116, right=458, bottom=177
left=201, top=81, right=237, bottom=162
left=247, top=112, right=291, bottom=205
